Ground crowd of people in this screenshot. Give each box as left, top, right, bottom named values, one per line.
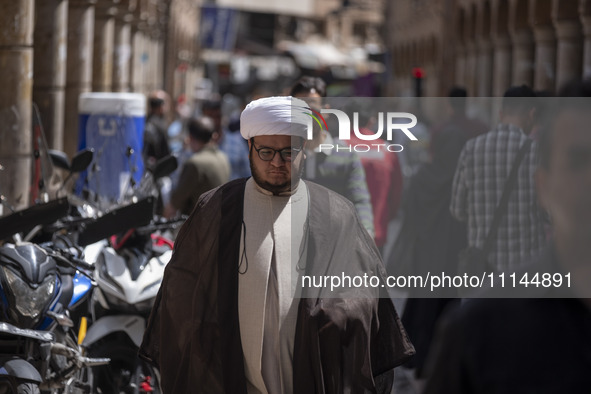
left=138, top=77, right=591, bottom=393
left=144, top=79, right=405, bottom=250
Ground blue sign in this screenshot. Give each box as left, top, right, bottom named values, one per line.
left=200, top=5, right=238, bottom=51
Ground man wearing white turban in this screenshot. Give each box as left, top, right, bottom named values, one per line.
left=140, top=96, right=414, bottom=394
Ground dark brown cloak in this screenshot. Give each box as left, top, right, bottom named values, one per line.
left=139, top=178, right=414, bottom=393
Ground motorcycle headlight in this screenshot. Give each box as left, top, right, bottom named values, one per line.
left=2, top=266, right=55, bottom=322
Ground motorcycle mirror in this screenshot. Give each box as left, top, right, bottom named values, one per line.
left=151, top=155, right=178, bottom=180
left=48, top=150, right=71, bottom=171
left=70, top=148, right=94, bottom=173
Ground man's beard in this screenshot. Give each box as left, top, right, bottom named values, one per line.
left=249, top=151, right=304, bottom=195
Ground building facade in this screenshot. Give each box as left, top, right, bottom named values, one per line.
left=0, top=0, right=200, bottom=209
left=388, top=0, right=591, bottom=97
left=0, top=0, right=387, bottom=209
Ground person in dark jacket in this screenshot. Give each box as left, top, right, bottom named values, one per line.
left=143, top=90, right=171, bottom=165
left=388, top=126, right=468, bottom=379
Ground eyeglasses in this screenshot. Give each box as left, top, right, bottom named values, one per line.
left=252, top=144, right=302, bottom=162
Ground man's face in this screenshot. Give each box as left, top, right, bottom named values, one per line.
left=248, top=135, right=305, bottom=194
left=537, top=109, right=591, bottom=243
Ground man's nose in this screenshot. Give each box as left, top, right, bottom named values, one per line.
left=270, top=152, right=285, bottom=166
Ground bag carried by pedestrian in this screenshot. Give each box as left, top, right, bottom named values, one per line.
left=458, top=139, right=533, bottom=280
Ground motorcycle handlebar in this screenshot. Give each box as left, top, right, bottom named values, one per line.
left=43, top=247, right=95, bottom=272
left=134, top=215, right=188, bottom=234
left=70, top=256, right=95, bottom=272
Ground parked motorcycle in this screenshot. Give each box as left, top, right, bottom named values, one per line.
left=83, top=226, right=173, bottom=394
left=0, top=238, right=109, bottom=394
left=0, top=149, right=108, bottom=393
left=78, top=156, right=180, bottom=394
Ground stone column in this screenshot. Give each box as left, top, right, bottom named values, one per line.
left=326, top=13, right=339, bottom=43
left=581, top=17, right=591, bottom=79
left=455, top=45, right=466, bottom=86
left=92, top=2, right=117, bottom=92
left=477, top=38, right=494, bottom=96
left=156, top=38, right=165, bottom=89
left=142, top=33, right=152, bottom=93
left=148, top=35, right=161, bottom=91
left=532, top=26, right=556, bottom=92
left=0, top=0, right=34, bottom=209
left=510, top=29, right=534, bottom=87
left=145, top=36, right=155, bottom=92
left=33, top=0, right=68, bottom=150
left=113, top=12, right=133, bottom=92
left=131, top=1, right=148, bottom=94
left=424, top=64, right=438, bottom=96
left=465, top=41, right=479, bottom=96
left=130, top=26, right=141, bottom=93
left=554, top=20, right=583, bottom=92
left=492, top=34, right=512, bottom=96
left=339, top=11, right=353, bottom=47
left=131, top=29, right=148, bottom=94
left=64, top=0, right=95, bottom=158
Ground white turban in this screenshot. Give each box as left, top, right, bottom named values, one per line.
left=240, top=96, right=311, bottom=140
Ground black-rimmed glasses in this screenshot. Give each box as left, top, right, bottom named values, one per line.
left=252, top=144, right=302, bottom=162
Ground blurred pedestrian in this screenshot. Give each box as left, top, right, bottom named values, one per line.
left=431, top=87, right=488, bottom=142
left=394, top=99, right=431, bottom=178
left=388, top=128, right=467, bottom=381
left=167, top=99, right=194, bottom=192
left=451, top=85, right=546, bottom=273
left=143, top=90, right=171, bottom=165
left=165, top=116, right=230, bottom=217
left=203, top=98, right=251, bottom=180
left=424, top=79, right=591, bottom=394
left=167, top=94, right=191, bottom=155
left=291, top=76, right=375, bottom=236
left=346, top=104, right=403, bottom=254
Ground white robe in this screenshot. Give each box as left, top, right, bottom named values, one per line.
left=238, top=178, right=308, bottom=394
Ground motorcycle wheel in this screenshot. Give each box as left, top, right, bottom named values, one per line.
left=89, top=338, right=160, bottom=394
left=15, top=383, right=40, bottom=394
